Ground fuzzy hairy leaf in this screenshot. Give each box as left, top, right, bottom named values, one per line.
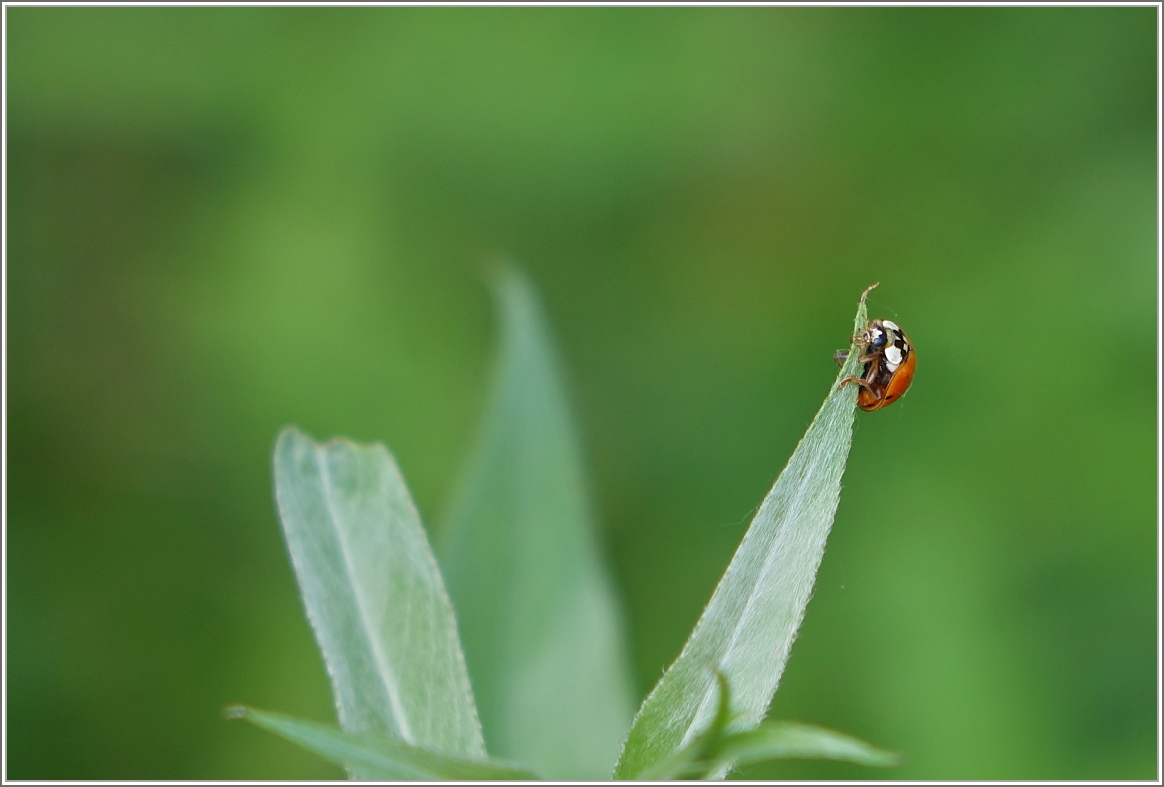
left=439, top=264, right=635, bottom=780
left=613, top=288, right=873, bottom=779
left=229, top=706, right=537, bottom=780
left=273, top=429, right=484, bottom=760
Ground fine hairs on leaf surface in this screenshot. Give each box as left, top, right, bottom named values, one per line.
left=612, top=285, right=875, bottom=780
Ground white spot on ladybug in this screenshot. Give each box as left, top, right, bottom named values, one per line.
left=883, top=320, right=899, bottom=332
left=885, top=346, right=903, bottom=366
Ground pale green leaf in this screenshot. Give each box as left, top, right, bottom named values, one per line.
left=273, top=429, right=484, bottom=760
left=713, top=720, right=902, bottom=772
left=636, top=673, right=898, bottom=779
left=439, top=264, right=635, bottom=780
left=228, top=706, right=538, bottom=781
left=613, top=287, right=874, bottom=780
left=636, top=670, right=733, bottom=781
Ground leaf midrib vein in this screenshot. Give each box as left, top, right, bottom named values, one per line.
left=317, top=445, right=414, bottom=743
left=676, top=407, right=833, bottom=749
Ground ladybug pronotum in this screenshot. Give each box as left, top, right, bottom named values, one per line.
left=834, top=283, right=915, bottom=412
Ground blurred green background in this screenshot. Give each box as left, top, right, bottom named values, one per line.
left=6, top=6, right=1157, bottom=780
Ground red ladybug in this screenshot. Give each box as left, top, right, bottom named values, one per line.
left=834, top=284, right=915, bottom=412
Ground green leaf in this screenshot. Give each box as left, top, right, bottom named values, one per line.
left=613, top=286, right=874, bottom=780
left=635, top=674, right=899, bottom=780
left=228, top=706, right=538, bottom=781
left=439, top=264, right=635, bottom=780
left=636, top=669, right=734, bottom=781
left=712, top=720, right=902, bottom=772
left=273, top=429, right=485, bottom=760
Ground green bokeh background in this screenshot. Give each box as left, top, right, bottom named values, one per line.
left=7, top=7, right=1157, bottom=780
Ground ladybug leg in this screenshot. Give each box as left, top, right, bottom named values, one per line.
left=838, top=374, right=874, bottom=391
left=838, top=356, right=880, bottom=392
left=836, top=341, right=876, bottom=369
left=842, top=347, right=879, bottom=370
left=838, top=374, right=886, bottom=408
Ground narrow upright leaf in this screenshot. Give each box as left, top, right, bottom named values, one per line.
left=439, top=264, right=635, bottom=780
left=613, top=288, right=873, bottom=779
left=229, top=706, right=537, bottom=781
left=273, top=429, right=485, bottom=759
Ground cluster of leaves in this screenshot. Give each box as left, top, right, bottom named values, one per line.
left=229, top=266, right=900, bottom=780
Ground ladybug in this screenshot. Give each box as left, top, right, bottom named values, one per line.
left=834, top=283, right=915, bottom=411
